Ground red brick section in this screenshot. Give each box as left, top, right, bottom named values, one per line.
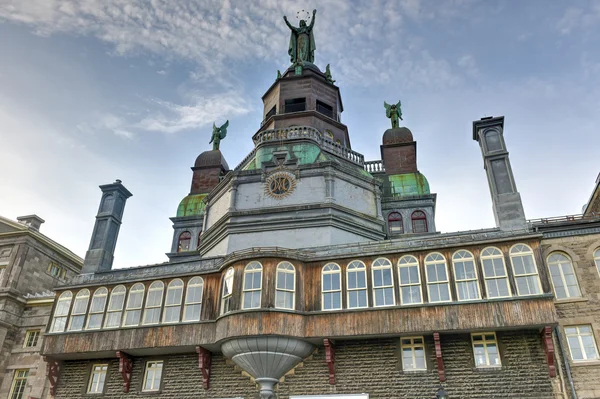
left=381, top=142, right=417, bottom=174
left=190, top=167, right=224, bottom=195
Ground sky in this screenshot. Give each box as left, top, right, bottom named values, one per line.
left=1, top=0, right=599, bottom=269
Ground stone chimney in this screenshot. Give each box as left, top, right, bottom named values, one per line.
left=473, top=116, right=526, bottom=231
left=16, top=215, right=45, bottom=231
left=82, top=180, right=132, bottom=274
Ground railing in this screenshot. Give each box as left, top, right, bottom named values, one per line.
left=528, top=213, right=600, bottom=225
left=364, top=160, right=385, bottom=173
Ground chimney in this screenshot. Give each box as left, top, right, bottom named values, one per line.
left=82, top=180, right=132, bottom=274
left=473, top=116, right=527, bottom=231
left=16, top=215, right=45, bottom=231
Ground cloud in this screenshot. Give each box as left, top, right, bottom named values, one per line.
left=557, top=3, right=600, bottom=34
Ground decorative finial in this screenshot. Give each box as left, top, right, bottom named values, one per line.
left=283, top=9, right=317, bottom=65
left=276, top=70, right=282, bottom=80
left=209, top=120, right=229, bottom=151
left=383, top=100, right=403, bottom=129
left=325, top=64, right=335, bottom=84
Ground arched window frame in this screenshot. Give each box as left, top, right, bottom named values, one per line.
left=123, top=283, right=145, bottom=327
left=398, top=255, right=422, bottom=305
left=142, top=281, right=165, bottom=325
left=372, top=258, right=396, bottom=307
left=242, top=262, right=263, bottom=310
left=178, top=231, right=192, bottom=252
left=509, top=244, right=542, bottom=296
left=346, top=260, right=368, bottom=309
left=425, top=253, right=451, bottom=303
left=595, top=249, right=600, bottom=277
left=221, top=268, right=235, bottom=315
left=480, top=247, right=511, bottom=298
left=275, top=262, right=296, bottom=310
left=411, top=211, right=428, bottom=233
left=452, top=250, right=481, bottom=301
left=388, top=212, right=404, bottom=235
left=547, top=252, right=581, bottom=300
left=183, top=277, right=204, bottom=322
left=86, top=287, right=108, bottom=330
left=104, top=285, right=126, bottom=329
left=163, top=279, right=184, bottom=323
left=68, top=289, right=90, bottom=331
left=51, top=291, right=73, bottom=333
left=322, top=263, right=342, bottom=311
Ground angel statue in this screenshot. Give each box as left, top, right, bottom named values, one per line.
left=209, top=120, right=229, bottom=151
left=284, top=9, right=316, bottom=64
left=384, top=101, right=403, bottom=129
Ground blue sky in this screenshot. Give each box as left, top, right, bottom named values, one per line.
left=1, top=0, right=599, bottom=268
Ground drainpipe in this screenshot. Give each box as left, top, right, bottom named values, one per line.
left=554, top=326, right=577, bottom=399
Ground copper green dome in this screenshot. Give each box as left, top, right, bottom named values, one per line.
left=176, top=193, right=207, bottom=217
left=388, top=172, right=430, bottom=197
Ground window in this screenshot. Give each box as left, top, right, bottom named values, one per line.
left=183, top=277, right=204, bottom=322
left=411, top=211, right=428, bottom=233
left=221, top=268, right=234, bottom=315
left=565, top=325, right=599, bottom=362
left=177, top=231, right=191, bottom=252
left=322, top=264, right=342, bottom=310
left=346, top=261, right=367, bottom=309
left=425, top=253, right=451, bottom=302
left=265, top=105, right=276, bottom=120
left=51, top=291, right=72, bottom=332
left=163, top=279, right=184, bottom=323
left=275, top=262, right=295, bottom=310
left=284, top=98, right=306, bottom=113
left=143, top=281, right=165, bottom=325
left=401, top=337, right=426, bottom=371
left=372, top=258, right=395, bottom=306
left=398, top=255, right=422, bottom=305
left=452, top=250, right=480, bottom=301
left=388, top=212, right=404, bottom=235
left=87, top=364, right=108, bottom=394
left=480, top=247, right=511, bottom=298
left=595, top=249, right=600, bottom=276
left=472, top=333, right=501, bottom=367
left=123, top=283, right=145, bottom=327
left=23, top=330, right=40, bottom=348
left=142, top=361, right=163, bottom=392
left=9, top=369, right=28, bottom=399
left=484, top=129, right=503, bottom=152
left=242, top=262, right=262, bottom=309
left=547, top=253, right=581, bottom=300
left=47, top=262, right=65, bottom=278
left=510, top=244, right=542, bottom=296
left=104, top=285, right=126, bottom=328
left=316, top=100, right=334, bottom=119
left=68, top=289, right=90, bottom=331
left=85, top=287, right=108, bottom=330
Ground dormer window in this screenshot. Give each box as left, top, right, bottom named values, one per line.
left=316, top=100, right=334, bottom=119
left=284, top=98, right=306, bottom=113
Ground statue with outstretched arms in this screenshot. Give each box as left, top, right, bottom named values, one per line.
left=283, top=9, right=317, bottom=64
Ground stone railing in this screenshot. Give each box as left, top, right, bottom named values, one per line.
left=364, top=160, right=385, bottom=173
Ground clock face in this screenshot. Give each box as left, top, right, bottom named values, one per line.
left=265, top=171, right=296, bottom=199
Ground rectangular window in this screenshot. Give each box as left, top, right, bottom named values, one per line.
left=401, top=337, right=426, bottom=371
left=399, top=262, right=422, bottom=305
left=143, top=361, right=163, bottom=392
left=23, top=330, right=40, bottom=348
left=9, top=369, right=29, bottom=399
left=87, top=364, right=108, bottom=394
left=565, top=325, right=599, bottom=362
left=265, top=105, right=276, bottom=120
left=284, top=98, right=306, bottom=113
left=316, top=100, right=334, bottom=119
left=48, top=262, right=62, bottom=277
left=472, top=333, right=501, bottom=367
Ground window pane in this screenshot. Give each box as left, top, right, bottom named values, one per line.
left=183, top=304, right=201, bottom=321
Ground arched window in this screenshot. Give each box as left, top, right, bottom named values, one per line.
left=547, top=253, right=581, bottom=299
left=163, top=279, right=184, bottom=323
left=221, top=268, right=235, bottom=315
left=143, top=281, right=165, bottom=325
left=86, top=287, right=108, bottom=330
left=51, top=291, right=72, bottom=332
left=452, top=250, right=480, bottom=301
left=183, top=277, right=204, bottom=322
left=242, top=262, right=262, bottom=309
left=123, top=283, right=145, bottom=327
left=480, top=247, right=511, bottom=298
left=594, top=248, right=600, bottom=276
left=388, top=212, right=404, bottom=235
left=347, top=261, right=367, bottom=309
left=178, top=231, right=192, bottom=252
left=104, top=285, right=126, bottom=328
left=510, top=244, right=542, bottom=296
left=372, top=258, right=395, bottom=306
left=398, top=255, right=422, bottom=305
left=425, top=253, right=451, bottom=302
left=275, top=262, right=295, bottom=310
left=68, top=289, right=90, bottom=331
left=322, top=264, right=342, bottom=310
left=411, top=211, right=428, bottom=233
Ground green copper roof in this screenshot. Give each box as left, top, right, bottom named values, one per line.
left=388, top=172, right=430, bottom=197
left=176, top=194, right=207, bottom=217
left=247, top=143, right=326, bottom=170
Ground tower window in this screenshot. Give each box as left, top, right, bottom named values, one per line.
left=265, top=105, right=276, bottom=120
left=284, top=98, right=306, bottom=113
left=178, top=231, right=192, bottom=252
left=388, top=212, right=404, bottom=235
left=316, top=100, right=334, bottom=119
left=411, top=211, right=428, bottom=233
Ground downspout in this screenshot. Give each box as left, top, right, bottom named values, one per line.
left=555, top=326, right=577, bottom=399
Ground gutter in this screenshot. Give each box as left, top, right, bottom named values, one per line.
left=555, top=326, right=577, bottom=399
